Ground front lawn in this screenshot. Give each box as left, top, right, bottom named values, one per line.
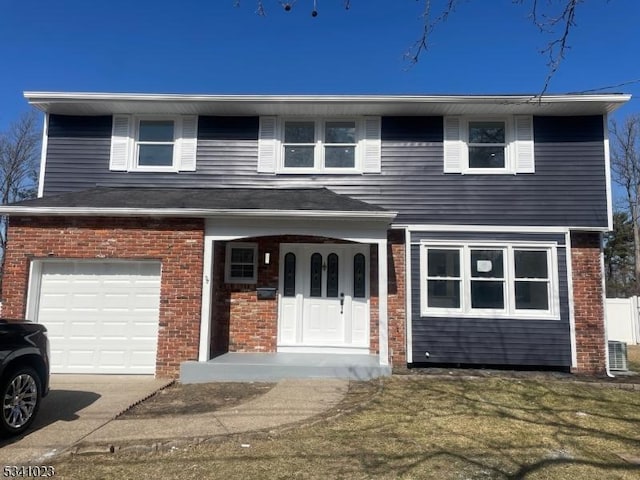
left=54, top=376, right=640, bottom=479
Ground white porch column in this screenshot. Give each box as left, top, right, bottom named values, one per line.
left=377, top=237, right=389, bottom=366
left=198, top=239, right=214, bottom=361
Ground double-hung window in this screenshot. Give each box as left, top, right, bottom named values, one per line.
left=426, top=248, right=462, bottom=309
left=469, top=249, right=505, bottom=310
left=257, top=116, right=381, bottom=174
left=282, top=119, right=358, bottom=171
left=421, top=242, right=558, bottom=319
left=136, top=119, right=175, bottom=168
left=443, top=116, right=534, bottom=174
left=468, top=121, right=507, bottom=169
left=109, top=115, right=198, bottom=172
left=514, top=250, right=550, bottom=311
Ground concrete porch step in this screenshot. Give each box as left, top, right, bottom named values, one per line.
left=180, top=352, right=391, bottom=384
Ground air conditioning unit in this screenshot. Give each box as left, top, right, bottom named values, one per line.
left=608, top=341, right=628, bottom=371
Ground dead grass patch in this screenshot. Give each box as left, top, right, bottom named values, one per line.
left=121, top=382, right=275, bottom=418
left=54, top=377, right=640, bottom=479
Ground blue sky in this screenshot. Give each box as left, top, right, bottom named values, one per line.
left=0, top=0, right=638, bottom=130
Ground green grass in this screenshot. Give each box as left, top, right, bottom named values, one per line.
left=53, top=376, right=640, bottom=479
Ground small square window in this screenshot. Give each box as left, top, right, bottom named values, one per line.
left=225, top=243, right=258, bottom=284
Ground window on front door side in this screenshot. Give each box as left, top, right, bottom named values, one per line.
left=225, top=243, right=258, bottom=284
left=136, top=120, right=175, bottom=168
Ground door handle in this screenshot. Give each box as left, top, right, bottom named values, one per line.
left=340, top=292, right=344, bottom=314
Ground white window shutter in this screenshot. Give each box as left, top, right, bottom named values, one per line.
left=258, top=117, right=278, bottom=173
left=109, top=115, right=131, bottom=171
left=514, top=115, right=535, bottom=173
left=177, top=115, right=198, bottom=171
left=443, top=117, right=464, bottom=173
left=362, top=116, right=381, bottom=173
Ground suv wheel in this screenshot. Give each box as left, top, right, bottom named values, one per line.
left=1, top=367, right=42, bottom=436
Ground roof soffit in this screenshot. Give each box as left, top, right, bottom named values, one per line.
left=24, top=92, right=632, bottom=117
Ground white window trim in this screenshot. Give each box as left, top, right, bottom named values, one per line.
left=132, top=116, right=180, bottom=172
left=420, top=240, right=560, bottom=320
left=444, top=115, right=535, bottom=175
left=225, top=242, right=258, bottom=284
left=110, top=114, right=198, bottom=173
left=278, top=117, right=363, bottom=174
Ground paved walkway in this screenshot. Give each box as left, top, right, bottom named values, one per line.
left=0, top=375, right=172, bottom=465
left=73, top=378, right=348, bottom=453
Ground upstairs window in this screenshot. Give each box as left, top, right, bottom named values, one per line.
left=282, top=119, right=358, bottom=171
left=444, top=116, right=534, bottom=174
left=468, top=121, right=506, bottom=169
left=137, top=120, right=175, bottom=168
left=109, top=115, right=198, bottom=172
left=284, top=121, right=315, bottom=168
left=324, top=121, right=357, bottom=168
left=257, top=116, right=381, bottom=174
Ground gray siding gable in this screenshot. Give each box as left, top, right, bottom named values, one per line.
left=41, top=114, right=609, bottom=228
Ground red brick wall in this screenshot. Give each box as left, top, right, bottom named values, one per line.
left=571, top=231, right=607, bottom=375
left=370, top=244, right=379, bottom=355
left=368, top=230, right=407, bottom=366
left=2, top=216, right=204, bottom=378
left=211, top=237, right=281, bottom=354
left=211, top=234, right=407, bottom=364
left=388, top=230, right=406, bottom=367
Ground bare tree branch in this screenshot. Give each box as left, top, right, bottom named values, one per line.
left=0, top=110, right=40, bottom=288
left=236, top=0, right=592, bottom=92
left=405, top=0, right=459, bottom=65
left=611, top=115, right=640, bottom=294
left=526, top=0, right=582, bottom=95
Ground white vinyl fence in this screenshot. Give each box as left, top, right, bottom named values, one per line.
left=606, top=297, right=640, bottom=345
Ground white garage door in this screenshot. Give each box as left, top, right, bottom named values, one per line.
left=35, top=261, right=162, bottom=374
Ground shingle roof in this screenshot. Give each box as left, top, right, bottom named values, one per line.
left=8, top=186, right=389, bottom=214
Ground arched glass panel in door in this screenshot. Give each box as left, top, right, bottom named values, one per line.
left=353, top=253, right=366, bottom=298
left=283, top=252, right=296, bottom=297
left=326, top=253, right=339, bottom=297
left=310, top=253, right=322, bottom=297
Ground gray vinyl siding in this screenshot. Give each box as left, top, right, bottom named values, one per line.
left=43, top=115, right=607, bottom=228
left=410, top=231, right=572, bottom=367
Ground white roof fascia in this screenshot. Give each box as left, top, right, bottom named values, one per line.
left=0, top=206, right=397, bottom=221
left=23, top=92, right=632, bottom=117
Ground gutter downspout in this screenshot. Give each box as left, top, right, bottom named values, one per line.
left=601, top=232, right=615, bottom=378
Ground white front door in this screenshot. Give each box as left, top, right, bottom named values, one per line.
left=278, top=244, right=369, bottom=353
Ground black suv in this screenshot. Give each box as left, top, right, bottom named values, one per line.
left=0, top=320, right=50, bottom=436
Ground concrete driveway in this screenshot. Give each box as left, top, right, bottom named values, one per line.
left=0, top=374, right=171, bottom=465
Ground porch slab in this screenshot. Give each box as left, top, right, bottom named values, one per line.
left=180, top=353, right=391, bottom=383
